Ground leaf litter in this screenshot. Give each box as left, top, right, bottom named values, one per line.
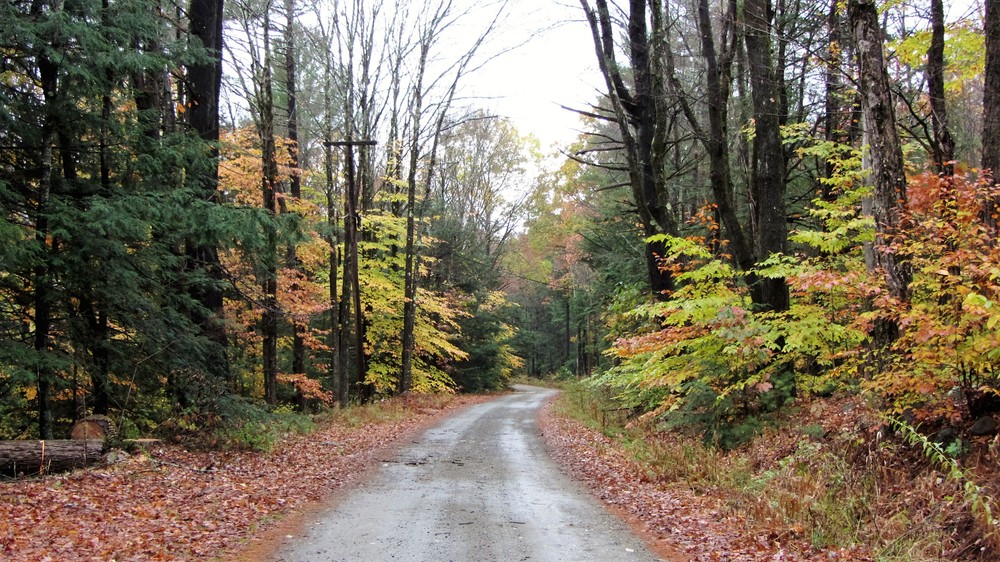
left=0, top=395, right=492, bottom=561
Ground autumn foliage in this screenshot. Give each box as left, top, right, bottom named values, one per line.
left=879, top=173, right=1000, bottom=423
left=597, top=171, right=1000, bottom=441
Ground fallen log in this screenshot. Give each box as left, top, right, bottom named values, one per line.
left=0, top=439, right=106, bottom=476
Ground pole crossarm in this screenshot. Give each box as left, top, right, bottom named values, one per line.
left=323, top=140, right=378, bottom=147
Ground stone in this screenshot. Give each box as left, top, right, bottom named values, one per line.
left=970, top=416, right=998, bottom=436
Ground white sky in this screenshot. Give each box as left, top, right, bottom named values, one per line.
left=459, top=0, right=601, bottom=151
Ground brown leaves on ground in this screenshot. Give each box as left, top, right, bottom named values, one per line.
left=538, top=400, right=871, bottom=562
left=0, top=395, right=492, bottom=561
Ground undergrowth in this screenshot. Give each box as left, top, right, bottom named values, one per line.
left=212, top=399, right=316, bottom=452
left=555, top=382, right=996, bottom=561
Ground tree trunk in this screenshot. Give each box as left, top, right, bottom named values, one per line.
left=399, top=41, right=430, bottom=395
left=34, top=5, right=59, bottom=438
left=325, top=152, right=345, bottom=406
left=342, top=145, right=367, bottom=398
left=185, top=0, right=230, bottom=388
left=259, top=7, right=280, bottom=405
left=285, top=0, right=306, bottom=376
left=132, top=0, right=166, bottom=141
left=743, top=0, right=789, bottom=312
left=983, top=0, right=1000, bottom=230
left=70, top=416, right=116, bottom=440
left=1, top=440, right=106, bottom=475
left=849, top=0, right=910, bottom=304
left=927, top=0, right=955, bottom=176
left=79, top=299, right=111, bottom=416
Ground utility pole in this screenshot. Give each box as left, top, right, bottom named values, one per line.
left=324, top=139, right=377, bottom=401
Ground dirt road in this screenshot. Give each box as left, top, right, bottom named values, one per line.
left=274, top=385, right=661, bottom=561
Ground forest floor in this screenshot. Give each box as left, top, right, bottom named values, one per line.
left=1, top=388, right=989, bottom=561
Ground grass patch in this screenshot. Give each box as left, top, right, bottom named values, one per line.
left=316, top=392, right=458, bottom=428
left=551, top=382, right=627, bottom=435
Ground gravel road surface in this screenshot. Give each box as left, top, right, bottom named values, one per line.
left=274, top=385, right=661, bottom=561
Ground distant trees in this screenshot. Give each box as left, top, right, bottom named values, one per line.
left=426, top=114, right=533, bottom=390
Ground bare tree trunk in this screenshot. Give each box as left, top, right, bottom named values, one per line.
left=928, top=0, right=955, bottom=176
left=185, top=0, right=230, bottom=389
left=399, top=38, right=430, bottom=394
left=259, top=3, right=280, bottom=404
left=326, top=180, right=344, bottom=405
left=34, top=130, right=56, bottom=439
left=849, top=0, right=910, bottom=320
left=983, top=0, right=1000, bottom=230
left=743, top=0, right=789, bottom=312
left=285, top=0, right=306, bottom=376
left=32, top=0, right=60, bottom=438
left=339, top=142, right=367, bottom=399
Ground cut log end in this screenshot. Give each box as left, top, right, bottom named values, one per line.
left=70, top=415, right=116, bottom=441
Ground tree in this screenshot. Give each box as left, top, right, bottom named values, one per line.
left=667, top=0, right=754, bottom=270
left=284, top=0, right=307, bottom=376
left=579, top=0, right=678, bottom=297
left=0, top=0, right=248, bottom=438
left=186, top=0, right=231, bottom=389
left=984, top=0, right=1000, bottom=229
left=928, top=0, right=955, bottom=175
left=849, top=0, right=911, bottom=309
left=743, top=0, right=789, bottom=312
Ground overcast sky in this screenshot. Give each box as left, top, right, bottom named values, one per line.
left=458, top=0, right=984, bottom=151
left=458, top=1, right=601, bottom=150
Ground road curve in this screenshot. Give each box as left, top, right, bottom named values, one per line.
left=274, top=384, right=661, bottom=562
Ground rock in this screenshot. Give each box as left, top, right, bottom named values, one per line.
left=970, top=416, right=998, bottom=436
left=934, top=426, right=958, bottom=444
left=103, top=449, right=130, bottom=465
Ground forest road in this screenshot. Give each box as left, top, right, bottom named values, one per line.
left=273, top=384, right=662, bottom=562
